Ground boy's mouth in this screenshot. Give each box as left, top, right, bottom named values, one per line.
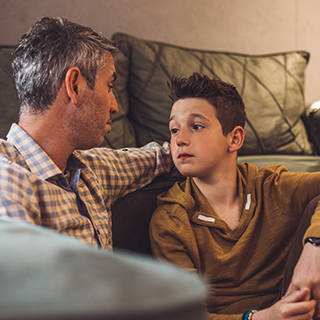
left=178, top=153, right=193, bottom=159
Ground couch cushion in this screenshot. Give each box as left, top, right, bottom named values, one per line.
left=112, top=33, right=312, bottom=155
left=238, top=154, right=320, bottom=172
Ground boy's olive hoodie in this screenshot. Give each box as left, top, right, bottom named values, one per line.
left=150, top=163, right=320, bottom=320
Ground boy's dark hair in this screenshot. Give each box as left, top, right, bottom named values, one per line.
left=168, top=73, right=246, bottom=136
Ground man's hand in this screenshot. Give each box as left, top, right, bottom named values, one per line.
left=252, top=288, right=315, bottom=320
left=285, top=242, right=320, bottom=319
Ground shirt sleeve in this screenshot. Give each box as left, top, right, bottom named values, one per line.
left=83, top=142, right=174, bottom=200
left=150, top=205, right=199, bottom=273
left=261, top=168, right=320, bottom=241
left=0, top=159, right=40, bottom=224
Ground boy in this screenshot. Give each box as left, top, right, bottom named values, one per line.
left=150, top=73, right=320, bottom=319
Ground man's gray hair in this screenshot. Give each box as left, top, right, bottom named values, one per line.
left=13, top=17, right=118, bottom=115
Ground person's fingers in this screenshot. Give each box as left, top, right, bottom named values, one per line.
left=283, top=283, right=295, bottom=299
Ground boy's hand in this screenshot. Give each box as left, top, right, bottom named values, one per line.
left=252, top=288, right=315, bottom=320
left=285, top=242, right=320, bottom=319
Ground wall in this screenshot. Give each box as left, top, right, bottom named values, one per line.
left=0, top=0, right=319, bottom=104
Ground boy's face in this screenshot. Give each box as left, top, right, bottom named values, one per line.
left=169, top=98, right=231, bottom=180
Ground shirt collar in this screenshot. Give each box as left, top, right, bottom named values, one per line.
left=7, top=124, right=86, bottom=180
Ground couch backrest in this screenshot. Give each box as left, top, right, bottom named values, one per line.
left=0, top=36, right=313, bottom=156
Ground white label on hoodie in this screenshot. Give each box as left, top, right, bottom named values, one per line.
left=198, top=214, right=215, bottom=223
left=245, top=194, right=251, bottom=210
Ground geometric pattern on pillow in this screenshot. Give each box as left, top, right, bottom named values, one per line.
left=99, top=50, right=136, bottom=149
left=112, top=33, right=312, bottom=155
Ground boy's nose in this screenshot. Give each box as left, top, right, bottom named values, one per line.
left=176, top=130, right=190, bottom=146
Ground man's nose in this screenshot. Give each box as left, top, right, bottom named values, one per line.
left=111, top=93, right=119, bottom=114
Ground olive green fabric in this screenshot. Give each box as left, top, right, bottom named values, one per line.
left=0, top=46, right=20, bottom=139
left=0, top=46, right=136, bottom=149
left=112, top=33, right=312, bottom=155
left=99, top=50, right=136, bottom=149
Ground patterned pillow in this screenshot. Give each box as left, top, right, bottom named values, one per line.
left=99, top=50, right=136, bottom=149
left=112, top=33, right=312, bottom=155
left=0, top=46, right=20, bottom=139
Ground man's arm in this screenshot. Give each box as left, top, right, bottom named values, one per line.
left=281, top=197, right=320, bottom=318
left=284, top=243, right=320, bottom=318
left=83, top=141, right=174, bottom=201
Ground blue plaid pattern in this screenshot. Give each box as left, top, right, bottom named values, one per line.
left=0, top=124, right=172, bottom=250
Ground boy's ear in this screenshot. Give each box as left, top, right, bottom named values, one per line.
left=65, top=67, right=86, bottom=105
left=228, top=126, right=245, bottom=153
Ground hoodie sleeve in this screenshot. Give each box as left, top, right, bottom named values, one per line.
left=149, top=203, right=201, bottom=273
left=150, top=205, right=243, bottom=320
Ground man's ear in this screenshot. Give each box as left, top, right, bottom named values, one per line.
left=228, top=126, right=245, bottom=153
left=65, top=67, right=86, bottom=105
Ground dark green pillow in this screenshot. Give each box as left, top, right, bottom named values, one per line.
left=0, top=46, right=20, bottom=139
left=99, top=50, right=137, bottom=149
left=112, top=33, right=312, bottom=155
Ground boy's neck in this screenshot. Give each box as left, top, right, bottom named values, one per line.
left=193, top=166, right=239, bottom=230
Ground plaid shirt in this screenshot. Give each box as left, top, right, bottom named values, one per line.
left=0, top=124, right=172, bottom=250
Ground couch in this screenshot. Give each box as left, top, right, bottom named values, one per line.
left=2, top=33, right=320, bottom=256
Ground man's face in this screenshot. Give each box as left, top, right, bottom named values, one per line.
left=69, top=53, right=118, bottom=149
left=169, top=97, right=231, bottom=181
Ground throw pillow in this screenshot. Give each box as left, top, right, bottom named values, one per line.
left=112, top=33, right=312, bottom=155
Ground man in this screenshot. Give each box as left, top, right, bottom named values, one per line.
left=0, top=17, right=173, bottom=250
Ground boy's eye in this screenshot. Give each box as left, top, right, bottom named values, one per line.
left=193, top=124, right=204, bottom=130
left=170, top=128, right=179, bottom=134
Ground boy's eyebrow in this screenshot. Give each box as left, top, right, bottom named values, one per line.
left=169, top=113, right=211, bottom=123
left=189, top=113, right=210, bottom=122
